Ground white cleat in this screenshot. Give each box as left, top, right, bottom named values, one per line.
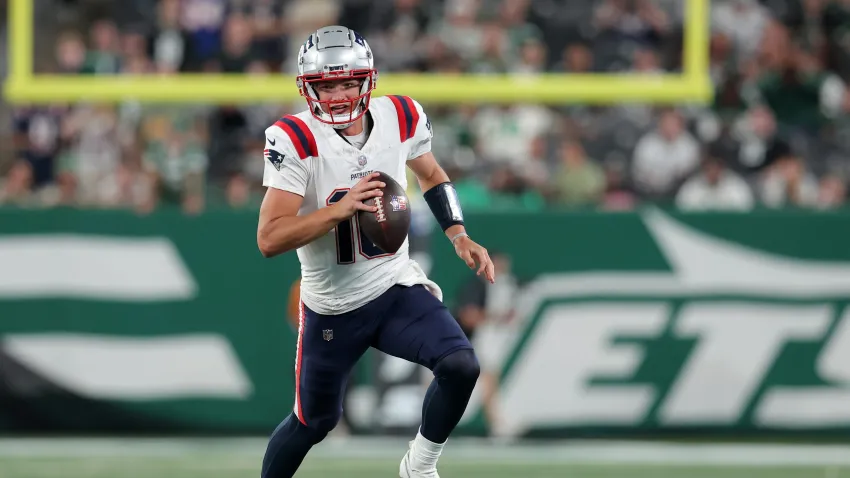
left=399, top=441, right=440, bottom=478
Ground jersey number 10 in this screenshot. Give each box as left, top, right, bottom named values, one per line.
left=327, top=189, right=392, bottom=264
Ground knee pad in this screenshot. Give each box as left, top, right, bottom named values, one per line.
left=433, top=349, right=480, bottom=386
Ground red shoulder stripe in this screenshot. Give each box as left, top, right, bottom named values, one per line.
left=287, top=116, right=318, bottom=158
left=390, top=95, right=423, bottom=143
left=399, top=96, right=419, bottom=141
left=273, top=116, right=319, bottom=159
left=273, top=118, right=307, bottom=159
left=388, top=96, right=409, bottom=142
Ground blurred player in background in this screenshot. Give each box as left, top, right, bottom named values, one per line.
left=256, top=26, right=495, bottom=478
left=286, top=277, right=301, bottom=331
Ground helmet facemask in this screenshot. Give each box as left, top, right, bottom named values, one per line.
left=297, top=68, right=378, bottom=129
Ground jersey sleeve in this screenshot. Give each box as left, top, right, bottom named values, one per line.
left=407, top=98, right=433, bottom=161
left=261, top=126, right=310, bottom=196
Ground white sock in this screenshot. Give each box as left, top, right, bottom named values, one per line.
left=409, top=429, right=445, bottom=470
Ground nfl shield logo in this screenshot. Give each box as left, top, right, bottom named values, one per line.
left=323, top=329, right=333, bottom=341
left=390, top=195, right=408, bottom=212
left=358, top=155, right=368, bottom=167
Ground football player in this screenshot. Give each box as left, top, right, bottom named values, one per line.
left=257, top=26, right=495, bottom=478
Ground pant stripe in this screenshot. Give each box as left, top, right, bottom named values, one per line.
left=293, top=301, right=307, bottom=425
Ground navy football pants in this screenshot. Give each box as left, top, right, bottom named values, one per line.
left=260, top=284, right=479, bottom=478
left=292, top=284, right=474, bottom=430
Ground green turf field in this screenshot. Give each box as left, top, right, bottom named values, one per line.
left=1, top=438, right=849, bottom=478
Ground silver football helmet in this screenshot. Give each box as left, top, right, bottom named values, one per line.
left=296, top=26, right=378, bottom=129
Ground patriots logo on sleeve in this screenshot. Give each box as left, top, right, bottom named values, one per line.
left=264, top=148, right=285, bottom=171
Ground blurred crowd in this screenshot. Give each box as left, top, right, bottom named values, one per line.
left=3, top=0, right=850, bottom=213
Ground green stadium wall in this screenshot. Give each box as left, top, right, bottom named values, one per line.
left=2, top=207, right=850, bottom=438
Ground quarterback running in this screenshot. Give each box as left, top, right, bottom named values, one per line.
left=256, top=25, right=495, bottom=478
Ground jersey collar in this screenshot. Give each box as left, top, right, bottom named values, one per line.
left=333, top=110, right=373, bottom=146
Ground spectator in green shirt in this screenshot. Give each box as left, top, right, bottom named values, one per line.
left=552, top=139, right=605, bottom=207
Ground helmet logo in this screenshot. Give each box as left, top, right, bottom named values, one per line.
left=352, top=31, right=367, bottom=47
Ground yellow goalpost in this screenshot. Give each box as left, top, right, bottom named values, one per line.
left=2, top=0, right=711, bottom=105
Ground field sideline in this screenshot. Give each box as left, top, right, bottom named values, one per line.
left=1, top=437, right=849, bottom=478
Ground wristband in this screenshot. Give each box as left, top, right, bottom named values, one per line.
left=450, top=232, right=468, bottom=245
left=423, top=182, right=464, bottom=231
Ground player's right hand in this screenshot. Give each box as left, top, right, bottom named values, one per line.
left=330, top=172, right=385, bottom=220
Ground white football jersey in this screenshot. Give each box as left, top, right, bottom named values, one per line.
left=262, top=95, right=442, bottom=315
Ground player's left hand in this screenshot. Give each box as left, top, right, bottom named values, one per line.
left=454, top=236, right=495, bottom=284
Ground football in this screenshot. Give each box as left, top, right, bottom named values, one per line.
left=357, top=171, right=411, bottom=254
